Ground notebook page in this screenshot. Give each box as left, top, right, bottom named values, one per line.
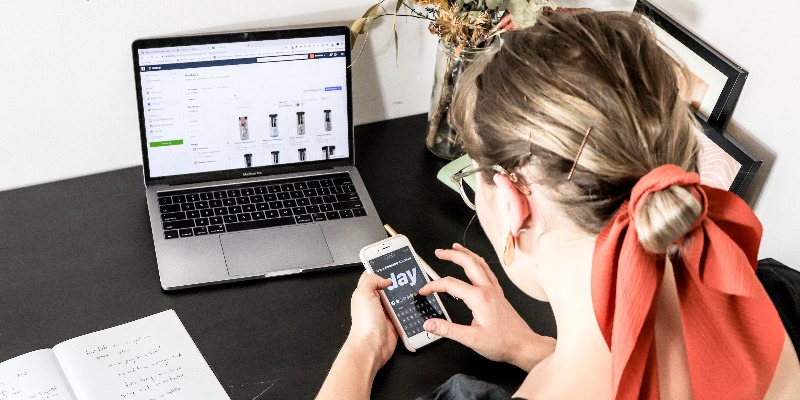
left=52, top=310, right=230, bottom=400
left=0, top=349, right=76, bottom=400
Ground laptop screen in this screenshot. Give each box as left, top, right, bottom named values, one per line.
left=135, top=30, right=350, bottom=179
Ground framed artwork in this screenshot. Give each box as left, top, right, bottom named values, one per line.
left=693, top=114, right=761, bottom=197
left=634, top=0, right=748, bottom=130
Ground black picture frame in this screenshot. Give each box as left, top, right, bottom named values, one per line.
left=694, top=114, right=761, bottom=197
left=634, top=0, right=748, bottom=131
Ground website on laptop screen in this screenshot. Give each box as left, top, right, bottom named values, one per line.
left=138, top=35, right=349, bottom=178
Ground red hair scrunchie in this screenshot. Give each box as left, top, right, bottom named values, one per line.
left=592, top=164, right=784, bottom=399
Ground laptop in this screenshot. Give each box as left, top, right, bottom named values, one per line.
left=132, top=26, right=387, bottom=290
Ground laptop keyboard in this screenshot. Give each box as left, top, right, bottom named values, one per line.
left=156, top=172, right=367, bottom=239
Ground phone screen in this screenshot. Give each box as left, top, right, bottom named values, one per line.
left=369, top=246, right=446, bottom=337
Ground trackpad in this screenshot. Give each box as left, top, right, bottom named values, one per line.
left=220, top=224, right=333, bottom=277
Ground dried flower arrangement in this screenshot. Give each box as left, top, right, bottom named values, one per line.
left=351, top=0, right=557, bottom=56
left=351, top=0, right=559, bottom=158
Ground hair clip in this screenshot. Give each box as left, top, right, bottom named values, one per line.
left=567, top=126, right=592, bottom=181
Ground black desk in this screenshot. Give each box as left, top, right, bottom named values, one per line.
left=0, top=114, right=556, bottom=399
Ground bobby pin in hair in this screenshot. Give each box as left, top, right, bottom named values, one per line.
left=567, top=126, right=593, bottom=181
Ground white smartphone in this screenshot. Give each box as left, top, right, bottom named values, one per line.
left=359, top=234, right=451, bottom=352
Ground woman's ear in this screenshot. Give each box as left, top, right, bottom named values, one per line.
left=492, top=173, right=531, bottom=235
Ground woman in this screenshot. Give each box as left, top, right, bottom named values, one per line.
left=317, top=11, right=800, bottom=399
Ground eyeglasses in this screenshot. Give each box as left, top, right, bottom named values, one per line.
left=450, top=163, right=532, bottom=210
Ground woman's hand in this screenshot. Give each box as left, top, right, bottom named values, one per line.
left=345, top=272, right=398, bottom=371
left=419, top=243, right=555, bottom=372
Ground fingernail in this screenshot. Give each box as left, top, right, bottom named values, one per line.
left=424, top=320, right=437, bottom=332
left=434, top=249, right=444, bottom=255
left=453, top=243, right=462, bottom=249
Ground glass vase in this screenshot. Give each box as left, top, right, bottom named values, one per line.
left=426, top=39, right=500, bottom=160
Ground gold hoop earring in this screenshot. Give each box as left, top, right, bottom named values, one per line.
left=503, top=232, right=516, bottom=266
left=503, top=229, right=526, bottom=267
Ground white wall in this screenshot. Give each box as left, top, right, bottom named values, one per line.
left=1, top=1, right=798, bottom=267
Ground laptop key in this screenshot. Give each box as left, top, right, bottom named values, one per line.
left=227, top=189, right=241, bottom=197
left=181, top=203, right=195, bottom=211
left=164, top=230, right=179, bottom=239
left=223, top=198, right=236, bottom=206
left=280, top=184, right=294, bottom=191
left=333, top=201, right=363, bottom=210
left=306, top=205, right=320, bottom=213
left=267, top=185, right=280, bottom=193
left=290, top=190, right=303, bottom=199
left=223, top=215, right=237, bottom=224
left=251, top=195, right=264, bottom=203
left=213, top=191, right=227, bottom=199
left=200, top=192, right=212, bottom=200
left=242, top=204, right=256, bottom=213
left=186, top=210, right=200, bottom=219
left=254, top=186, right=267, bottom=194
left=228, top=205, right=242, bottom=214
left=279, top=209, right=292, bottom=217
left=308, top=180, right=321, bottom=188
left=179, top=228, right=193, bottom=237
left=336, top=193, right=359, bottom=202
left=195, top=218, right=210, bottom=226
left=195, top=201, right=209, bottom=209
left=265, top=210, right=279, bottom=218
left=210, top=216, right=223, bottom=225
left=208, top=225, right=225, bottom=234
left=163, top=220, right=194, bottom=230
left=158, top=197, right=172, bottom=205
left=343, top=185, right=357, bottom=193
left=193, top=227, right=208, bottom=236
left=172, top=195, right=187, bottom=203
left=312, top=213, right=327, bottom=222
left=187, top=194, right=200, bottom=202
left=277, top=192, right=291, bottom=200
left=237, top=213, right=252, bottom=222
left=256, top=203, right=269, bottom=211
left=303, top=189, right=317, bottom=197
left=160, top=204, right=181, bottom=213
left=265, top=194, right=277, bottom=202
left=236, top=197, right=250, bottom=205
left=242, top=188, right=255, bottom=196
left=269, top=201, right=283, bottom=209
left=310, top=196, right=323, bottom=205
left=339, top=210, right=354, bottom=218
left=296, top=215, right=313, bottom=223
left=333, top=177, right=354, bottom=186
left=162, top=212, right=186, bottom=222
left=252, top=211, right=266, bottom=220
left=294, top=182, right=308, bottom=190
left=210, top=199, right=223, bottom=208
left=283, top=200, right=297, bottom=208
left=320, top=179, right=334, bottom=187
left=323, top=195, right=337, bottom=203
left=292, top=207, right=307, bottom=215
left=353, top=208, right=367, bottom=217
left=225, top=216, right=296, bottom=232
left=213, top=207, right=228, bottom=216
left=320, top=204, right=333, bottom=212
left=325, top=211, right=340, bottom=220
left=200, top=209, right=214, bottom=218
left=297, top=198, right=310, bottom=206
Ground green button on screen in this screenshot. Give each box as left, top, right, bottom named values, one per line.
left=150, top=140, right=184, bottom=147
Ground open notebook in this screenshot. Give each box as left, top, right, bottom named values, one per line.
left=0, top=310, right=229, bottom=400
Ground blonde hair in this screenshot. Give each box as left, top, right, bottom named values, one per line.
left=451, top=10, right=702, bottom=254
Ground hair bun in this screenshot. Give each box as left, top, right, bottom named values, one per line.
left=628, top=165, right=704, bottom=254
